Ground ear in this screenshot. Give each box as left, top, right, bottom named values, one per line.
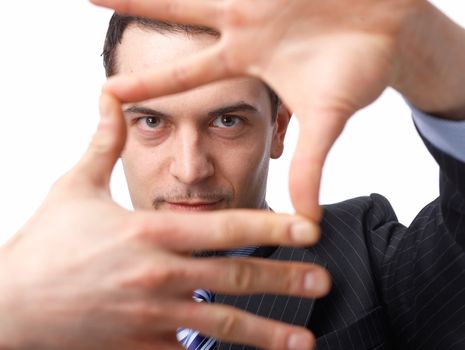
left=270, top=104, right=292, bottom=159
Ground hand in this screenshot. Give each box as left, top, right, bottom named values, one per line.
left=90, top=0, right=465, bottom=221
left=0, top=93, right=329, bottom=350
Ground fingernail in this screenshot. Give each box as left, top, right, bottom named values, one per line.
left=290, top=221, right=314, bottom=243
left=288, top=333, right=312, bottom=350
left=304, top=272, right=315, bottom=291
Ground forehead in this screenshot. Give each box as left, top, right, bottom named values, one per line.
left=117, top=25, right=217, bottom=73
left=115, top=25, right=270, bottom=105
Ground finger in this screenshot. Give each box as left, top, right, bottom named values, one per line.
left=128, top=340, right=184, bottom=350
left=289, top=108, right=348, bottom=222
left=90, top=0, right=223, bottom=29
left=135, top=210, right=320, bottom=251
left=134, top=339, right=184, bottom=350
left=157, top=302, right=316, bottom=350
left=146, top=334, right=184, bottom=350
left=103, top=338, right=181, bottom=350
left=73, top=92, right=127, bottom=189
left=146, top=342, right=183, bottom=350
left=182, top=257, right=331, bottom=299
left=129, top=257, right=331, bottom=299
left=104, top=45, right=232, bottom=103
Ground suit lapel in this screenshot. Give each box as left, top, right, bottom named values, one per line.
left=216, top=246, right=326, bottom=350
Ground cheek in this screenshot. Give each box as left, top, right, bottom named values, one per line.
left=235, top=145, right=269, bottom=178
left=216, top=134, right=271, bottom=197
left=121, top=143, right=166, bottom=208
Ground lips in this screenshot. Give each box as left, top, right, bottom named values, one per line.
left=165, top=199, right=223, bottom=211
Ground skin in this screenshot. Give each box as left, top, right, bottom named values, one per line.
left=94, top=0, right=465, bottom=222
left=0, top=12, right=333, bottom=350
left=115, top=26, right=291, bottom=212
left=2, top=0, right=464, bottom=348
left=0, top=93, right=327, bottom=350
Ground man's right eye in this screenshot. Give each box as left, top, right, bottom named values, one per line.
left=137, top=116, right=162, bottom=129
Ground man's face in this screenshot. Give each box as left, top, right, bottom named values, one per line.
left=116, top=25, right=290, bottom=211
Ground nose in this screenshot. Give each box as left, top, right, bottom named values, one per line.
left=169, top=129, right=214, bottom=185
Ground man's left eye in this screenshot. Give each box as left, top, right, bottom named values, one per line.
left=211, top=115, right=243, bottom=128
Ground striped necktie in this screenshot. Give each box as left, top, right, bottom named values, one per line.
left=176, top=246, right=258, bottom=350
left=177, top=289, right=217, bottom=350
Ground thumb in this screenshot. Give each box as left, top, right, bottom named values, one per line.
left=73, top=92, right=127, bottom=190
left=289, top=109, right=348, bottom=222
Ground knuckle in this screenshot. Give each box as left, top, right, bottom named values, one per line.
left=131, top=75, right=151, bottom=101
left=124, top=217, right=150, bottom=242
left=318, top=269, right=332, bottom=296
left=151, top=266, right=186, bottom=289
left=123, top=0, right=136, bottom=14
left=216, top=312, right=239, bottom=339
left=166, top=0, right=182, bottom=20
left=172, top=64, right=192, bottom=91
left=270, top=331, right=291, bottom=350
left=50, top=172, right=73, bottom=192
left=217, top=214, right=234, bottom=241
left=149, top=268, right=170, bottom=288
left=129, top=265, right=184, bottom=291
left=49, top=169, right=87, bottom=195
left=131, top=302, right=165, bottom=326
left=153, top=215, right=180, bottom=244
left=214, top=5, right=227, bottom=24
left=218, top=212, right=245, bottom=245
left=292, top=269, right=306, bottom=294
left=219, top=48, right=240, bottom=75
left=260, top=323, right=298, bottom=350
left=287, top=265, right=312, bottom=295
left=127, top=214, right=168, bottom=242
left=90, top=122, right=115, bottom=155
left=278, top=269, right=296, bottom=294
left=230, top=261, right=254, bottom=292
left=223, top=2, right=246, bottom=27
left=147, top=270, right=171, bottom=289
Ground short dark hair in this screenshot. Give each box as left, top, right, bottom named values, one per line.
left=102, top=13, right=280, bottom=120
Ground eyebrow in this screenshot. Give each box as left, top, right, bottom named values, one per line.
left=123, top=102, right=258, bottom=119
left=124, top=105, right=169, bottom=118
left=208, top=102, right=258, bottom=117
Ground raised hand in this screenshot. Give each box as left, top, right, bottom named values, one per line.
left=90, top=0, right=465, bottom=221
left=0, top=93, right=329, bottom=350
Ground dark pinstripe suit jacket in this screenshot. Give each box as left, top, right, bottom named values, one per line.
left=216, top=138, right=465, bottom=350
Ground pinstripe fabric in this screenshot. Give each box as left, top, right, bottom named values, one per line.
left=216, top=247, right=323, bottom=350
left=215, top=139, right=465, bottom=350
left=179, top=248, right=259, bottom=349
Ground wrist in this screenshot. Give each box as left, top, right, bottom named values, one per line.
left=0, top=248, right=16, bottom=349
left=0, top=245, right=26, bottom=350
left=391, top=1, right=465, bottom=120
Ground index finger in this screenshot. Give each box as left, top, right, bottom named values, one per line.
left=134, top=210, right=320, bottom=252
left=104, top=45, right=231, bottom=103
left=90, top=0, right=223, bottom=29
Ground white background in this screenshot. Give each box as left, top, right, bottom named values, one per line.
left=0, top=1, right=464, bottom=244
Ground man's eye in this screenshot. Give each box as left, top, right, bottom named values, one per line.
left=137, top=116, right=162, bottom=129
left=211, top=115, right=243, bottom=128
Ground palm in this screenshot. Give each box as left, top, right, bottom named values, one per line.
left=93, top=0, right=414, bottom=219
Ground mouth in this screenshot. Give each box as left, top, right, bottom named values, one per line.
left=164, top=199, right=224, bottom=211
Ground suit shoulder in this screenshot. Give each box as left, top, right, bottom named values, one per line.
left=320, top=194, right=405, bottom=268
left=321, top=193, right=398, bottom=226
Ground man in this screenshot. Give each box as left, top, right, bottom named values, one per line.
left=95, top=1, right=465, bottom=348
left=1, top=0, right=463, bottom=349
